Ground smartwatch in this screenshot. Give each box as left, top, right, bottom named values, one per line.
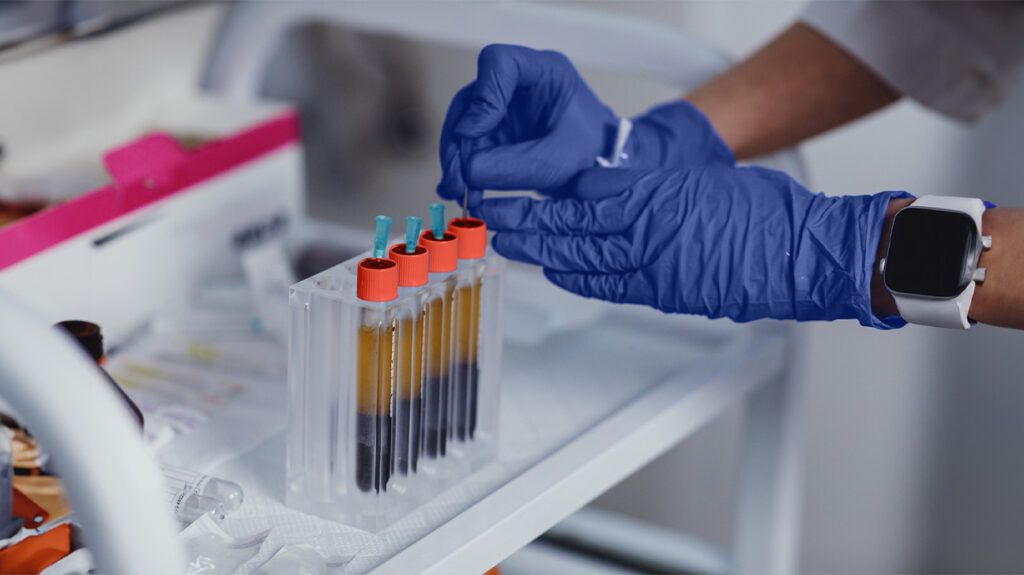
left=880, top=196, right=991, bottom=329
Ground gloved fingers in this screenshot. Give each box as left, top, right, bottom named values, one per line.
left=437, top=149, right=468, bottom=201
left=437, top=84, right=476, bottom=200
left=543, top=269, right=649, bottom=306
left=439, top=138, right=501, bottom=202
left=454, top=44, right=551, bottom=138
left=439, top=153, right=484, bottom=209
left=463, top=137, right=579, bottom=191
left=464, top=188, right=484, bottom=212
left=555, top=167, right=653, bottom=202
left=441, top=136, right=571, bottom=202
left=478, top=195, right=631, bottom=235
left=492, top=231, right=637, bottom=273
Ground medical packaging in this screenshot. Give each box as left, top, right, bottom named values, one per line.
left=286, top=213, right=504, bottom=530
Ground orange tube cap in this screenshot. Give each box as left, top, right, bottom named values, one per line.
left=357, top=258, right=399, bottom=301
left=449, top=217, right=487, bottom=260
left=420, top=231, right=458, bottom=273
left=389, top=244, right=429, bottom=287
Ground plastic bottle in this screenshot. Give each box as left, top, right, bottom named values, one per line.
left=56, top=320, right=144, bottom=428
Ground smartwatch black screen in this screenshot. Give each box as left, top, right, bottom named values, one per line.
left=884, top=207, right=978, bottom=297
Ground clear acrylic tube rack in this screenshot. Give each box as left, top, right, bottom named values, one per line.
left=286, top=217, right=504, bottom=531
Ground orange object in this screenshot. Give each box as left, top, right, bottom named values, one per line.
left=448, top=217, right=487, bottom=260
left=0, top=522, right=72, bottom=574
left=389, top=244, right=429, bottom=287
left=356, top=258, right=399, bottom=302
left=12, top=477, right=68, bottom=525
left=420, top=231, right=459, bottom=273
left=483, top=566, right=501, bottom=575
left=12, top=488, right=48, bottom=529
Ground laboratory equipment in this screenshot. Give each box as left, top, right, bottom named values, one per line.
left=352, top=215, right=398, bottom=495
left=418, top=204, right=459, bottom=462
left=168, top=488, right=227, bottom=524
left=0, top=294, right=183, bottom=572
left=0, top=521, right=73, bottom=573
left=448, top=215, right=502, bottom=453
left=161, top=464, right=244, bottom=521
left=387, top=217, right=428, bottom=476
left=287, top=212, right=505, bottom=530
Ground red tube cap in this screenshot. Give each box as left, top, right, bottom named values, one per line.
left=389, top=244, right=429, bottom=287
left=448, top=217, right=487, bottom=260
left=357, top=258, right=399, bottom=301
left=420, top=231, right=458, bottom=273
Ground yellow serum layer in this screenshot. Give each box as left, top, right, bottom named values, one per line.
left=427, top=285, right=454, bottom=379
left=455, top=281, right=482, bottom=365
left=397, top=312, right=426, bottom=401
left=356, top=318, right=395, bottom=415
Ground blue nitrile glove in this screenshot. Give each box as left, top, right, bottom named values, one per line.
left=478, top=166, right=910, bottom=328
left=437, top=44, right=734, bottom=207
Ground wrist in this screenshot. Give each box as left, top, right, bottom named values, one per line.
left=870, top=196, right=914, bottom=320
left=968, top=207, right=1024, bottom=328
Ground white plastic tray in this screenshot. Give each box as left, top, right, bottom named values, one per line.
left=137, top=266, right=787, bottom=574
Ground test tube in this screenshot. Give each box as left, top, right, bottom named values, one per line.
left=355, top=216, right=400, bottom=493
left=388, top=217, right=428, bottom=475
left=161, top=464, right=244, bottom=513
left=167, top=487, right=227, bottom=523
left=419, top=204, right=459, bottom=458
left=448, top=216, right=487, bottom=441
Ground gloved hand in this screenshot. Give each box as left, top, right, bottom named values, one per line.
left=478, top=166, right=910, bottom=328
left=437, top=44, right=734, bottom=206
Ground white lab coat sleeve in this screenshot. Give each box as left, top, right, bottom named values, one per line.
left=801, top=1, right=1024, bottom=121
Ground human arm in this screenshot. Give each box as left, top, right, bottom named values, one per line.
left=969, top=208, right=1024, bottom=329
left=687, top=0, right=1024, bottom=159
left=686, top=13, right=1024, bottom=329
left=686, top=23, right=899, bottom=160
left=480, top=166, right=1024, bottom=331
left=438, top=4, right=1024, bottom=329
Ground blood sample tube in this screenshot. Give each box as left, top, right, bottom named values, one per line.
left=448, top=215, right=487, bottom=441
left=419, top=204, right=459, bottom=458
left=388, top=217, right=428, bottom=475
left=355, top=216, right=399, bottom=493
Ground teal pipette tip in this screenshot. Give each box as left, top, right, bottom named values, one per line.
left=373, top=215, right=392, bottom=259
left=405, top=216, right=422, bottom=253
left=430, top=203, right=445, bottom=240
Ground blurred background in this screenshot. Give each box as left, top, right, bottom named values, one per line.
left=3, top=1, right=1024, bottom=573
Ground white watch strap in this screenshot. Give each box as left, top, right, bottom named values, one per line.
left=893, top=282, right=975, bottom=329
left=890, top=196, right=985, bottom=329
